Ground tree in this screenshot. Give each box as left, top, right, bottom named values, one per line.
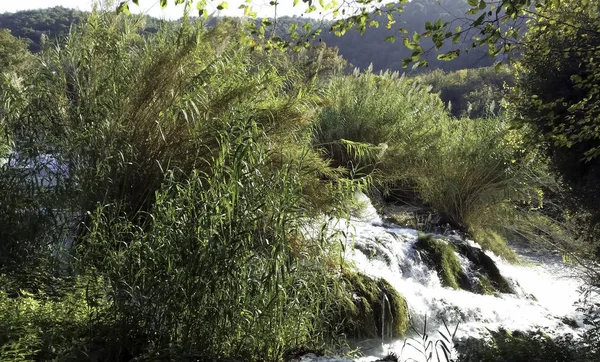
left=0, top=28, right=32, bottom=74
left=0, top=7, right=86, bottom=52
left=511, top=0, right=600, bottom=227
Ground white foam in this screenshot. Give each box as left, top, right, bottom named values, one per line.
left=312, top=196, right=590, bottom=362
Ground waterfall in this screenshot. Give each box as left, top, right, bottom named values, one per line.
left=304, top=193, right=591, bottom=362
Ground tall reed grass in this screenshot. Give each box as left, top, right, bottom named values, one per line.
left=316, top=69, right=555, bottom=261
left=0, top=10, right=373, bottom=361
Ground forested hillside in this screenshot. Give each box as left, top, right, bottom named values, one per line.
left=0, top=7, right=86, bottom=52
left=0, top=6, right=162, bottom=52
left=0, top=0, right=497, bottom=72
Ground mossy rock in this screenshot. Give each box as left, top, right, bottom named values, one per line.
left=336, top=270, right=409, bottom=339
left=415, top=234, right=470, bottom=290
left=476, top=275, right=497, bottom=296
left=453, top=240, right=514, bottom=294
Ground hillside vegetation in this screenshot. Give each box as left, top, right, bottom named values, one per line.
left=0, top=1, right=600, bottom=361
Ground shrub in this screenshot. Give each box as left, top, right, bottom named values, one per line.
left=0, top=10, right=369, bottom=360
left=77, top=118, right=359, bottom=360
left=316, top=69, right=554, bottom=261
left=315, top=69, right=444, bottom=184
left=0, top=274, right=112, bottom=362
left=412, top=116, right=551, bottom=260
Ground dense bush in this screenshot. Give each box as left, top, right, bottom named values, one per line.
left=510, top=1, right=600, bottom=267
left=316, top=69, right=553, bottom=260
left=315, top=69, right=444, bottom=185
left=77, top=119, right=355, bottom=360
left=0, top=10, right=368, bottom=361
left=0, top=275, right=113, bottom=361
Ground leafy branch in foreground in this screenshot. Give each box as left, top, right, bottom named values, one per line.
left=115, top=0, right=582, bottom=68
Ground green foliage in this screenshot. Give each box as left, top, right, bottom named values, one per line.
left=0, top=274, right=112, bottom=362
left=456, top=329, right=591, bottom=362
left=415, top=234, right=469, bottom=290
left=412, top=116, right=551, bottom=260
left=476, top=275, right=496, bottom=296
left=4, top=1, right=498, bottom=73
left=317, top=68, right=552, bottom=261
left=114, top=0, right=572, bottom=71
left=415, top=66, right=514, bottom=118
left=78, top=118, right=352, bottom=360
left=470, top=229, right=517, bottom=263
left=0, top=6, right=87, bottom=52
left=512, top=0, right=600, bottom=245
left=3, top=11, right=338, bottom=221
left=0, top=29, right=32, bottom=74
left=315, top=68, right=444, bottom=184
left=0, top=9, right=372, bottom=361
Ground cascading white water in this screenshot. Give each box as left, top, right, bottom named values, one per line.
left=303, top=193, right=590, bottom=362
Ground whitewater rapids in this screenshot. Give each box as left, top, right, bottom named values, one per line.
left=304, top=193, right=590, bottom=362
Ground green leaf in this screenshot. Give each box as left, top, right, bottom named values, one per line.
left=160, top=0, right=168, bottom=9
left=473, top=13, right=485, bottom=27
left=217, top=2, right=228, bottom=10
left=413, top=31, right=421, bottom=42
left=385, top=36, right=396, bottom=43
left=452, top=33, right=461, bottom=44
left=467, top=0, right=478, bottom=6
left=411, top=50, right=423, bottom=61
left=117, top=2, right=130, bottom=14
left=132, top=0, right=139, bottom=5
left=403, top=37, right=417, bottom=50
left=437, top=49, right=460, bottom=61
